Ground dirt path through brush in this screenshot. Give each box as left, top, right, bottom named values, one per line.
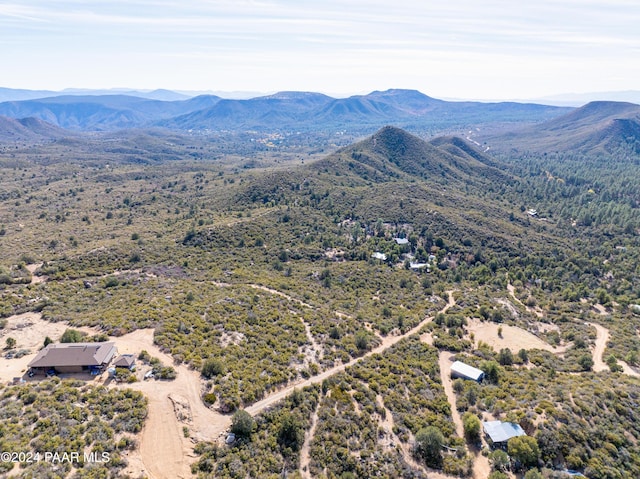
left=590, top=322, right=610, bottom=372
left=299, top=399, right=320, bottom=479
left=506, top=282, right=543, bottom=318
left=437, top=351, right=464, bottom=438
left=376, top=395, right=432, bottom=476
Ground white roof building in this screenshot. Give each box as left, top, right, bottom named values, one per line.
left=450, top=361, right=485, bottom=382
left=483, top=421, right=526, bottom=445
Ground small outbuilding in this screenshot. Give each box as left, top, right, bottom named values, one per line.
left=483, top=421, right=526, bottom=448
left=450, top=361, right=485, bottom=382
left=113, top=354, right=136, bottom=371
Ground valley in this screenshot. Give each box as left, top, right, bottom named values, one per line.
left=1, top=94, right=640, bottom=479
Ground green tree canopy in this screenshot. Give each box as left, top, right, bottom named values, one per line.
left=414, top=426, right=444, bottom=468
left=201, top=358, right=225, bottom=378
left=60, top=328, right=86, bottom=343
left=230, top=410, right=255, bottom=438
left=489, top=449, right=510, bottom=471
left=277, top=412, right=304, bottom=453
left=462, top=412, right=481, bottom=443
left=507, top=435, right=540, bottom=469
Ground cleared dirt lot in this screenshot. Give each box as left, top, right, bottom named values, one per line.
left=466, top=318, right=568, bottom=354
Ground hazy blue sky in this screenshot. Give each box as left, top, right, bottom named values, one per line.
left=1, top=0, right=638, bottom=99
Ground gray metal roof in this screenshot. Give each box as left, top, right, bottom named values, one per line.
left=483, top=421, right=526, bottom=443
left=28, top=342, right=116, bottom=368
left=450, top=361, right=485, bottom=381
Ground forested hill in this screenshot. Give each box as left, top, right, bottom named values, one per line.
left=482, top=100, right=640, bottom=155
left=309, top=126, right=512, bottom=186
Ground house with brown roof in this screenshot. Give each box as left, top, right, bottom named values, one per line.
left=28, top=342, right=117, bottom=375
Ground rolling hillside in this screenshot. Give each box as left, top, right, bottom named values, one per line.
left=482, top=100, right=640, bottom=155
left=0, top=115, right=74, bottom=142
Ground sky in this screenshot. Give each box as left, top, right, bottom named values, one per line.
left=1, top=0, right=639, bottom=100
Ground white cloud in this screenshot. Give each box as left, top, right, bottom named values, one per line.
left=1, top=0, right=639, bottom=98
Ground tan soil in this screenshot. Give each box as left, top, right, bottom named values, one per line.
left=375, top=395, right=431, bottom=475
left=466, top=318, right=568, bottom=354
left=0, top=312, right=96, bottom=383
left=587, top=322, right=640, bottom=377
left=589, top=322, right=610, bottom=372
left=26, top=263, right=47, bottom=284
left=438, top=352, right=464, bottom=438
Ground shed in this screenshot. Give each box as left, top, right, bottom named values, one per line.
left=113, top=354, right=136, bottom=370
left=450, top=361, right=485, bottom=382
left=483, top=421, right=526, bottom=447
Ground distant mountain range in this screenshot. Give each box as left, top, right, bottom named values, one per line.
left=0, top=87, right=193, bottom=103
left=1, top=88, right=639, bottom=157
left=481, top=101, right=640, bottom=155
left=0, top=89, right=569, bottom=134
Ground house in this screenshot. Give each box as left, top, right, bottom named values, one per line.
left=113, top=354, right=136, bottom=371
left=483, top=421, right=526, bottom=448
left=28, top=342, right=117, bottom=375
left=394, top=238, right=410, bottom=245
left=450, top=361, right=485, bottom=382
left=372, top=252, right=387, bottom=261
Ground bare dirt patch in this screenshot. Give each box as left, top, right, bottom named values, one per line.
left=114, top=328, right=231, bottom=479
left=0, top=312, right=96, bottom=383
left=375, top=394, right=431, bottom=475
left=219, top=330, right=246, bottom=348
left=438, top=352, right=464, bottom=437
left=25, top=263, right=47, bottom=284
left=467, top=318, right=567, bottom=353
left=587, top=322, right=640, bottom=377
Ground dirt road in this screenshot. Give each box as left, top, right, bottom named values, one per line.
left=0, top=291, right=456, bottom=479
left=437, top=351, right=464, bottom=437
left=507, top=282, right=543, bottom=318
left=589, top=322, right=610, bottom=372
